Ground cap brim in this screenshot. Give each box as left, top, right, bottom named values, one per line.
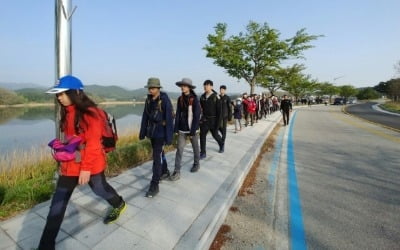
left=45, top=88, right=69, bottom=94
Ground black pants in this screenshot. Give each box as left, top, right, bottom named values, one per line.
left=200, top=118, right=223, bottom=154
left=38, top=172, right=122, bottom=250
left=150, top=138, right=168, bottom=184
left=218, top=118, right=228, bottom=144
left=282, top=110, right=290, bottom=125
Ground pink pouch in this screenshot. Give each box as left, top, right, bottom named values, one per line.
left=48, top=136, right=82, bottom=162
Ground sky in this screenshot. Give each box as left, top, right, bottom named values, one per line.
left=1, top=0, right=400, bottom=93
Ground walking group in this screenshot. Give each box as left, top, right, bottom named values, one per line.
left=36, top=75, right=292, bottom=250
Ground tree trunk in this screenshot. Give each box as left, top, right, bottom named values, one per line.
left=250, top=79, right=256, bottom=95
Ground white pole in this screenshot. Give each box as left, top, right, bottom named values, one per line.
left=54, top=0, right=76, bottom=138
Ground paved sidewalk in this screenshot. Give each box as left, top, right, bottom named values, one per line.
left=0, top=112, right=281, bottom=250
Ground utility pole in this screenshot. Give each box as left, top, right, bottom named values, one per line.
left=54, top=0, right=76, bottom=138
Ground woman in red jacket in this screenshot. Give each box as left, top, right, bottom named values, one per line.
left=38, top=75, right=126, bottom=250
left=243, top=95, right=256, bottom=126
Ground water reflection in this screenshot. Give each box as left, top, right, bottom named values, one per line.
left=0, top=104, right=144, bottom=155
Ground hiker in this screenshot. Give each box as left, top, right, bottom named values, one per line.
left=242, top=95, right=256, bottom=126
left=38, top=75, right=126, bottom=250
left=139, top=77, right=174, bottom=197
left=218, top=85, right=232, bottom=146
left=199, top=79, right=224, bottom=158
left=232, top=98, right=242, bottom=133
left=280, top=94, right=293, bottom=126
left=241, top=93, right=249, bottom=126
left=170, top=78, right=201, bottom=180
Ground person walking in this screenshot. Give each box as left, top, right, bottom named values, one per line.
left=171, top=78, right=201, bottom=180
left=280, top=94, right=293, bottom=126
left=218, top=85, right=232, bottom=147
left=243, top=95, right=256, bottom=126
left=199, top=79, right=224, bottom=158
left=232, top=98, right=242, bottom=133
left=38, top=75, right=126, bottom=250
left=242, top=93, right=249, bottom=127
left=139, top=77, right=174, bottom=198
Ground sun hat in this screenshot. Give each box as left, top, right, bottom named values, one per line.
left=176, top=78, right=196, bottom=89
left=144, top=77, right=162, bottom=88
left=46, top=75, right=84, bottom=94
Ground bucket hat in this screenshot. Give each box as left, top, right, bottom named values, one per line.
left=175, top=78, right=196, bottom=89
left=144, top=77, right=162, bottom=88
left=46, top=75, right=84, bottom=94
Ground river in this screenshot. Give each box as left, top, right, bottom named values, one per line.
left=0, top=104, right=145, bottom=158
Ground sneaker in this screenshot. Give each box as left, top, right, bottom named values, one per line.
left=200, top=153, right=206, bottom=160
left=104, top=199, right=127, bottom=224
left=190, top=164, right=200, bottom=172
left=145, top=183, right=159, bottom=198
left=169, top=171, right=180, bottom=181
left=160, top=170, right=170, bottom=181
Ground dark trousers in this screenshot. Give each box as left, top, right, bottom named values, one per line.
left=244, top=111, right=249, bottom=126
left=282, top=110, right=290, bottom=125
left=218, top=118, right=228, bottom=144
left=200, top=119, right=223, bottom=154
left=150, top=138, right=168, bottom=184
left=38, top=172, right=122, bottom=250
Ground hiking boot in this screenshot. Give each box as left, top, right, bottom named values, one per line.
left=169, top=171, right=180, bottom=181
left=200, top=153, right=206, bottom=160
left=145, top=182, right=159, bottom=198
left=104, top=199, right=127, bottom=224
left=190, top=164, right=200, bottom=173
left=219, top=144, right=224, bottom=153
left=160, top=170, right=170, bottom=181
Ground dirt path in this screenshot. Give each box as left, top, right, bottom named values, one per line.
left=210, top=124, right=281, bottom=250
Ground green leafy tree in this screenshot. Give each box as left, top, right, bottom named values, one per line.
left=0, top=88, right=26, bottom=105
left=317, top=82, right=339, bottom=103
left=388, top=80, right=400, bottom=101
left=280, top=64, right=317, bottom=102
left=356, top=87, right=380, bottom=100
left=204, top=21, right=320, bottom=94
left=339, top=85, right=358, bottom=98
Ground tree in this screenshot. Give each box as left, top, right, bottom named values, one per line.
left=0, top=88, right=26, bottom=105
left=374, top=81, right=391, bottom=95
left=388, top=80, right=400, bottom=101
left=204, top=21, right=320, bottom=94
left=356, top=87, right=380, bottom=100
left=394, top=60, right=400, bottom=76
left=338, top=85, right=358, bottom=98
left=280, top=64, right=318, bottom=102
left=316, top=82, right=339, bottom=103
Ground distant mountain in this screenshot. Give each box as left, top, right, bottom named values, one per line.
left=0, top=82, right=47, bottom=90
left=4, top=83, right=181, bottom=103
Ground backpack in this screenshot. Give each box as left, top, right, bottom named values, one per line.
left=98, top=108, right=118, bottom=153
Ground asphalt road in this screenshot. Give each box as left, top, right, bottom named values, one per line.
left=283, top=105, right=400, bottom=249
left=345, top=102, right=400, bottom=130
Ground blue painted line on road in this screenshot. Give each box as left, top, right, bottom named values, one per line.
left=287, top=111, right=307, bottom=250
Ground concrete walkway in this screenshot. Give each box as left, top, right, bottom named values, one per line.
left=0, top=112, right=281, bottom=250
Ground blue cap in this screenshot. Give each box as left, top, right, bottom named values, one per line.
left=46, top=75, right=84, bottom=94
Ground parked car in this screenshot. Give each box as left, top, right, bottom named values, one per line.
left=333, top=98, right=344, bottom=105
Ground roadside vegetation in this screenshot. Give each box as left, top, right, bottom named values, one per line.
left=0, top=132, right=176, bottom=220
left=380, top=101, right=400, bottom=113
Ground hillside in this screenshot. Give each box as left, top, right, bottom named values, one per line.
left=1, top=85, right=181, bottom=105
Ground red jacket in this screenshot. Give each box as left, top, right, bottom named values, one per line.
left=60, top=105, right=106, bottom=176
left=243, top=99, right=256, bottom=114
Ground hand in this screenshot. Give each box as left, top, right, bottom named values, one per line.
left=78, top=170, right=91, bottom=185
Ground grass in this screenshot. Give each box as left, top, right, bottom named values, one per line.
left=380, top=101, right=400, bottom=113
left=0, top=131, right=176, bottom=221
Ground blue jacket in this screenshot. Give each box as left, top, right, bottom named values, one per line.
left=174, top=91, right=201, bottom=136
left=139, top=92, right=174, bottom=145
